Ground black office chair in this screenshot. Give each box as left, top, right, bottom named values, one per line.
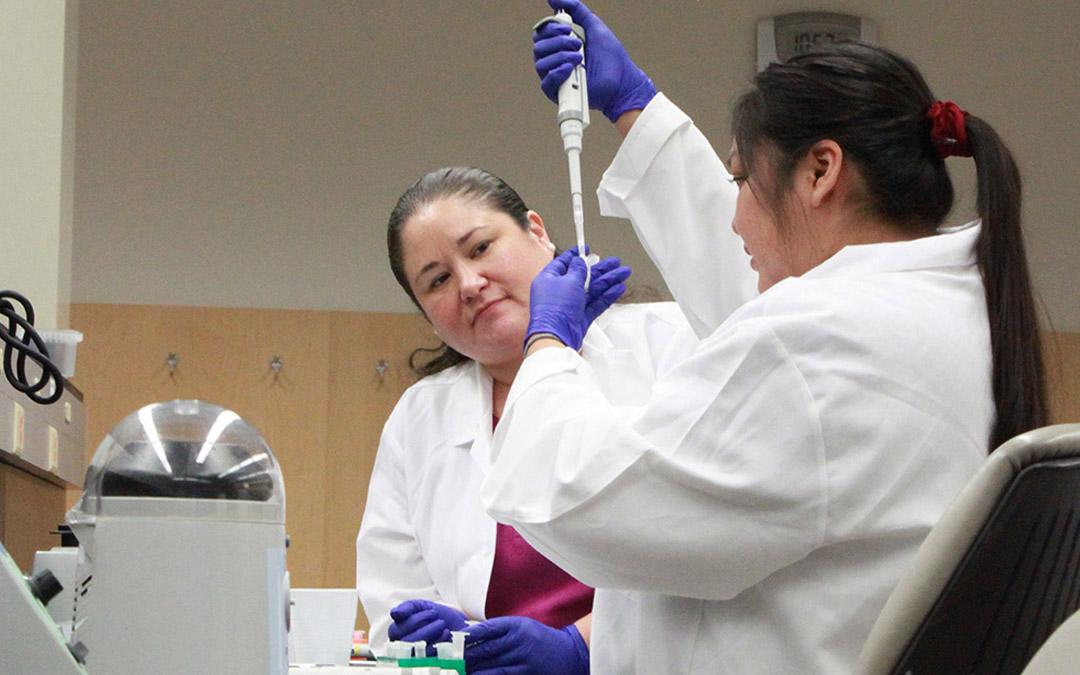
left=856, top=424, right=1080, bottom=675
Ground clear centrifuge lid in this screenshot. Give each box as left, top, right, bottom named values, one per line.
left=70, top=400, right=285, bottom=519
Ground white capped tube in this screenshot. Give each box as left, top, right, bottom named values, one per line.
left=451, top=631, right=466, bottom=658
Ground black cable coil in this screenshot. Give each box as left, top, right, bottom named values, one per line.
left=1, top=290, right=66, bottom=405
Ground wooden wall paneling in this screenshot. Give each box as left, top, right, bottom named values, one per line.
left=1, top=463, right=67, bottom=571
left=326, top=311, right=433, bottom=630
left=179, top=305, right=332, bottom=590
left=1044, top=332, right=1080, bottom=424
left=69, top=303, right=332, bottom=587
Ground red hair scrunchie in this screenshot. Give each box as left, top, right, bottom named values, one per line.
left=927, top=100, right=971, bottom=159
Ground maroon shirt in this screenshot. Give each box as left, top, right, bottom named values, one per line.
left=485, top=415, right=594, bottom=626
left=484, top=522, right=595, bottom=627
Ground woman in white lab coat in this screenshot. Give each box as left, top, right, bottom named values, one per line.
left=354, top=166, right=710, bottom=673
left=472, top=2, right=1049, bottom=674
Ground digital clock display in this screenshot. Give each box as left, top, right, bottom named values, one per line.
left=776, top=15, right=861, bottom=59
left=757, top=12, right=877, bottom=71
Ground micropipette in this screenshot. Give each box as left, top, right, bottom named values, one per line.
left=535, top=10, right=598, bottom=289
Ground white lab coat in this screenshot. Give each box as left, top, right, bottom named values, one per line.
left=479, top=94, right=994, bottom=673
left=355, top=301, right=698, bottom=651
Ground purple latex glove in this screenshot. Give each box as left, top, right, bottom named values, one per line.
left=533, top=0, right=657, bottom=122
left=464, top=616, right=589, bottom=675
left=387, top=599, right=467, bottom=651
left=526, top=248, right=631, bottom=352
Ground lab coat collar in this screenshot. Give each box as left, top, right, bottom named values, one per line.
left=802, top=220, right=980, bottom=281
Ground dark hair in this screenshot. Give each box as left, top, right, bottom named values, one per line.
left=732, top=42, right=1046, bottom=451
left=387, top=166, right=532, bottom=376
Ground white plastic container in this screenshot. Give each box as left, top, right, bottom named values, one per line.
left=288, top=588, right=358, bottom=666
left=40, top=330, right=83, bottom=378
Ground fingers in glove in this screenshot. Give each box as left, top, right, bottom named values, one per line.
left=396, top=622, right=450, bottom=646
left=539, top=63, right=578, bottom=102
left=535, top=42, right=582, bottom=70
left=389, top=599, right=432, bottom=622
left=565, top=254, right=591, bottom=286
left=533, top=31, right=581, bottom=68
left=586, top=283, right=627, bottom=319
left=388, top=610, right=437, bottom=640
left=534, top=17, right=583, bottom=102
left=587, top=256, right=622, bottom=279
left=532, top=21, right=573, bottom=45
left=535, top=42, right=582, bottom=72
left=585, top=261, right=631, bottom=321
left=463, top=620, right=522, bottom=667
left=540, top=248, right=578, bottom=277
left=588, top=261, right=631, bottom=297
left=388, top=610, right=446, bottom=643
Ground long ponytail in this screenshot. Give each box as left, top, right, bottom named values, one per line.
left=967, top=115, right=1048, bottom=448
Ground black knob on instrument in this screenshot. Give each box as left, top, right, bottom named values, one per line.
left=28, top=568, right=63, bottom=606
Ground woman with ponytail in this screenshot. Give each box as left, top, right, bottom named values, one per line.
left=470, top=2, right=1050, bottom=673
left=727, top=47, right=1047, bottom=451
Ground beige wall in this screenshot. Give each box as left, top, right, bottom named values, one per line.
left=1, top=0, right=77, bottom=329
left=69, top=0, right=1080, bottom=332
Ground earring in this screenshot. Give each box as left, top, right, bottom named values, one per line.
left=546, top=241, right=556, bottom=253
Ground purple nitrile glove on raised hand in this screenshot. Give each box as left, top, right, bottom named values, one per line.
left=526, top=248, right=631, bottom=352
left=464, top=616, right=590, bottom=675
left=533, top=0, right=657, bottom=122
left=387, top=599, right=467, bottom=653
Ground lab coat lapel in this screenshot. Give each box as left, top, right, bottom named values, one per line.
left=450, top=361, right=496, bottom=473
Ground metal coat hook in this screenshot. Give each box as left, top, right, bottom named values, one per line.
left=166, top=353, right=180, bottom=374
left=270, top=355, right=283, bottom=376
left=375, top=359, right=389, bottom=381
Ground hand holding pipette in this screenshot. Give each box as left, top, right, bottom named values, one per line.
left=534, top=0, right=657, bottom=123
left=525, top=249, right=631, bottom=354
left=533, top=10, right=597, bottom=289
left=533, top=1, right=658, bottom=290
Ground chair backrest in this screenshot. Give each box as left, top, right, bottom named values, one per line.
left=856, top=424, right=1080, bottom=675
